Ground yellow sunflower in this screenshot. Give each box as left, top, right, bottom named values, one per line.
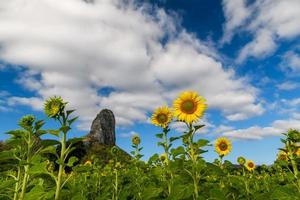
left=173, top=91, right=207, bottom=123
left=245, top=160, right=255, bottom=172
left=151, top=106, right=172, bottom=128
left=296, top=148, right=300, bottom=157
left=277, top=151, right=288, bottom=161
left=215, top=137, right=232, bottom=156
left=84, top=160, right=92, bottom=166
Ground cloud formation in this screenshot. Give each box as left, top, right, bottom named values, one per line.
left=222, top=0, right=300, bottom=63
left=223, top=117, right=300, bottom=140
left=0, top=0, right=263, bottom=130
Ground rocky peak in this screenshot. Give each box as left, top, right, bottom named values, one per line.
left=86, top=109, right=116, bottom=146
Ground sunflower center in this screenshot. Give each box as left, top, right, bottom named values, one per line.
left=218, top=142, right=228, bottom=151
left=248, top=162, right=254, bottom=168
left=279, top=155, right=286, bottom=160
left=157, top=114, right=167, bottom=123
left=181, top=100, right=197, bottom=114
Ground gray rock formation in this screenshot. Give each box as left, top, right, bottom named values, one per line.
left=86, top=109, right=116, bottom=146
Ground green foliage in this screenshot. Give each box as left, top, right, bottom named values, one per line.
left=1, top=98, right=300, bottom=200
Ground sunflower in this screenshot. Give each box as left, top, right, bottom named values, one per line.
left=173, top=91, right=207, bottom=124
left=44, top=96, right=66, bottom=118
left=131, top=135, right=141, bottom=145
left=151, top=106, right=172, bottom=128
left=18, top=115, right=35, bottom=129
left=237, top=156, right=246, bottom=165
left=160, top=153, right=168, bottom=162
left=215, top=137, right=232, bottom=156
left=295, top=147, right=300, bottom=157
left=277, top=151, right=288, bottom=161
left=245, top=160, right=255, bottom=172
left=84, top=160, right=92, bottom=166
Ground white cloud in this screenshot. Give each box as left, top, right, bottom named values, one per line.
left=280, top=51, right=300, bottom=74
left=223, top=117, right=300, bottom=140
left=7, top=97, right=44, bottom=111
left=0, top=0, right=263, bottom=130
left=277, top=81, right=300, bottom=91
left=237, top=29, right=276, bottom=63
left=222, top=0, right=300, bottom=62
left=221, top=0, right=250, bottom=44
left=214, top=124, right=234, bottom=134
left=119, top=131, right=139, bottom=138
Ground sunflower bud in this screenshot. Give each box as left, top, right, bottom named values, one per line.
left=131, top=135, right=141, bottom=145
left=44, top=96, right=66, bottom=118
left=160, top=153, right=168, bottom=163
left=237, top=156, right=246, bottom=165
left=18, top=115, right=35, bottom=129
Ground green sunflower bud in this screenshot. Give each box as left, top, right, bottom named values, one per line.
left=237, top=156, right=246, bottom=165
left=131, top=135, right=141, bottom=145
left=44, top=96, right=66, bottom=118
left=18, top=115, right=35, bottom=129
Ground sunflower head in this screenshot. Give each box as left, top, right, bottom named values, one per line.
left=173, top=91, right=207, bottom=124
left=151, top=106, right=172, bottom=128
left=44, top=96, right=66, bottom=118
left=160, top=153, right=168, bottom=162
left=245, top=160, right=255, bottom=172
left=295, top=146, right=300, bottom=157
left=277, top=151, right=288, bottom=161
left=84, top=160, right=92, bottom=166
left=131, top=135, right=141, bottom=145
left=18, top=115, right=35, bottom=129
left=237, top=156, right=246, bottom=165
left=215, top=137, right=232, bottom=156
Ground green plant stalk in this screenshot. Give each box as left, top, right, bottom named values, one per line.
left=19, top=131, right=32, bottom=200
left=13, top=167, right=21, bottom=200
left=187, top=124, right=199, bottom=200
left=55, top=131, right=67, bottom=200
left=290, top=156, right=299, bottom=177
left=19, top=166, right=29, bottom=200
left=162, top=127, right=173, bottom=196
left=113, top=170, right=118, bottom=200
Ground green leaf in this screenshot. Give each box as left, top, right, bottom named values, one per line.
left=0, top=150, right=15, bottom=161
left=170, top=146, right=185, bottom=158
left=48, top=129, right=60, bottom=137
left=157, top=141, right=165, bottom=147
left=155, top=133, right=163, bottom=139
left=39, top=146, right=57, bottom=156
left=35, top=130, right=47, bottom=137
left=148, top=154, right=159, bottom=164
left=67, top=156, right=79, bottom=167
left=40, top=139, right=60, bottom=147
left=5, top=130, right=26, bottom=137
left=194, top=124, right=205, bottom=131
left=271, top=185, right=299, bottom=200
left=197, top=139, right=209, bottom=147
left=141, top=185, right=163, bottom=200
left=0, top=179, right=16, bottom=191
left=34, top=120, right=45, bottom=130
left=67, top=137, right=83, bottom=144
left=60, top=126, right=71, bottom=133
left=169, top=136, right=180, bottom=142
left=68, top=116, right=78, bottom=125
left=66, top=109, right=75, bottom=117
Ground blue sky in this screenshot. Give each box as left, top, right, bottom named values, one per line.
left=0, top=0, right=300, bottom=164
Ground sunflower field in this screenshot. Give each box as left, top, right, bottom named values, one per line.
left=0, top=91, right=300, bottom=200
